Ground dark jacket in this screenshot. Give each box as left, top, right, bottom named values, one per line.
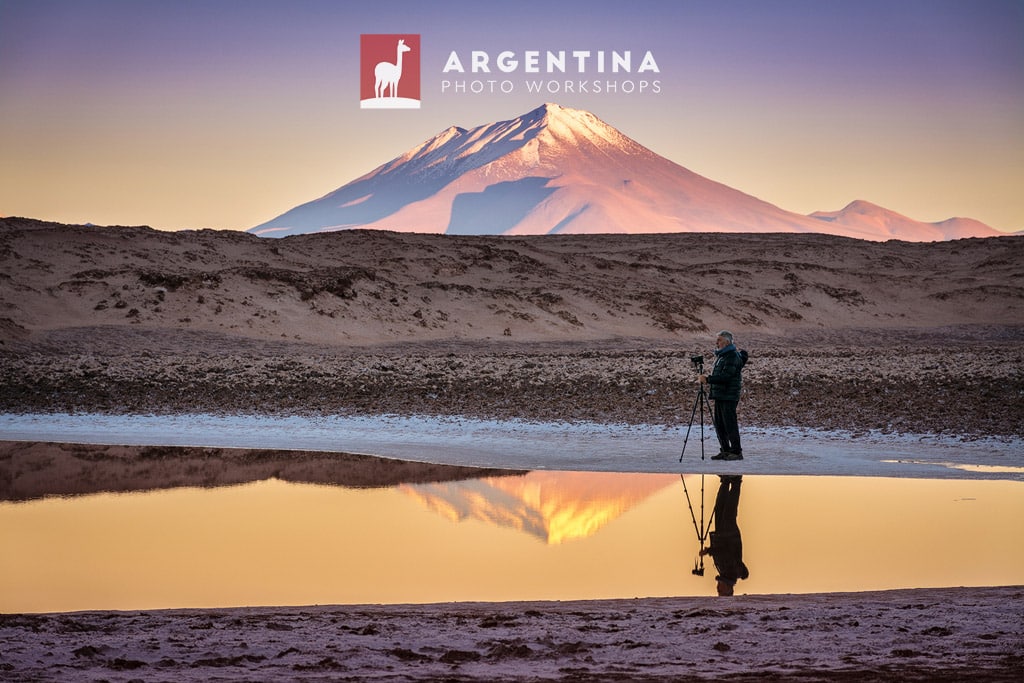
left=707, top=344, right=745, bottom=402
left=708, top=529, right=749, bottom=584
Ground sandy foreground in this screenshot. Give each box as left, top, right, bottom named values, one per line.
left=2, top=220, right=1023, bottom=680
left=1, top=588, right=1022, bottom=682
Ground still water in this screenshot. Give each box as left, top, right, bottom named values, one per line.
left=1, top=447, right=1022, bottom=613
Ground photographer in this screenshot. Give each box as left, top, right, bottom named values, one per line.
left=698, top=330, right=746, bottom=461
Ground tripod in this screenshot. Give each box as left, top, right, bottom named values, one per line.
left=679, top=359, right=714, bottom=462
left=680, top=473, right=715, bottom=576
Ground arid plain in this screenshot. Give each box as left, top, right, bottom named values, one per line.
left=1, top=217, right=1022, bottom=436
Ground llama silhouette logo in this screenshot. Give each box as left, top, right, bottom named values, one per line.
left=360, top=34, right=421, bottom=109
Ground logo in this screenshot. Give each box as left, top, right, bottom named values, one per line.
left=360, top=34, right=421, bottom=109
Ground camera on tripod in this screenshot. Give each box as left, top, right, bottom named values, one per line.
left=690, top=354, right=704, bottom=372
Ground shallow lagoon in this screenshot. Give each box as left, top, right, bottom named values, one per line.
left=2, top=443, right=1021, bottom=614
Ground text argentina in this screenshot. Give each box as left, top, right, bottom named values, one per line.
left=442, top=50, right=660, bottom=74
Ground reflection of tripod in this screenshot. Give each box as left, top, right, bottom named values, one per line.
left=680, top=474, right=715, bottom=576
left=679, top=356, right=714, bottom=462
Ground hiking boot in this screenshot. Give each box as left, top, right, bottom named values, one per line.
left=710, top=451, right=730, bottom=460
left=722, top=452, right=743, bottom=461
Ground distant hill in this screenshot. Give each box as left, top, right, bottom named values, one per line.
left=3, top=217, right=1020, bottom=348
left=810, top=200, right=999, bottom=241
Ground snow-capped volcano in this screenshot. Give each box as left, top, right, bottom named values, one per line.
left=251, top=103, right=1000, bottom=240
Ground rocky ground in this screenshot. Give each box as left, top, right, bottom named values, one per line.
left=2, top=326, right=1022, bottom=438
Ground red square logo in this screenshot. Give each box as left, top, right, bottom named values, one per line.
left=360, top=34, right=421, bottom=108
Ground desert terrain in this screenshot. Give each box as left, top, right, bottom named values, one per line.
left=1, top=217, right=1023, bottom=681
left=1, top=217, right=1022, bottom=436
left=2, top=587, right=1021, bottom=682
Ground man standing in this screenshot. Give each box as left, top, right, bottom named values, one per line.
left=699, top=330, right=746, bottom=460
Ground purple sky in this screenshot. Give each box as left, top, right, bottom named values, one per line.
left=1, top=0, right=1021, bottom=232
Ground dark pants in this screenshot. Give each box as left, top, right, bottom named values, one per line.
left=713, top=476, right=742, bottom=533
left=713, top=399, right=741, bottom=455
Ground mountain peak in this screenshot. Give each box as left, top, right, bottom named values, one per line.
left=840, top=199, right=886, bottom=214
left=517, top=102, right=586, bottom=125
left=525, top=102, right=629, bottom=149
left=530, top=101, right=594, bottom=125
left=251, top=104, right=1000, bottom=241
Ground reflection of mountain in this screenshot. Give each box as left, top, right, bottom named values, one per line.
left=400, top=471, right=678, bottom=544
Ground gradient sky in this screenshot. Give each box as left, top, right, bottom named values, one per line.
left=1, top=0, right=1021, bottom=233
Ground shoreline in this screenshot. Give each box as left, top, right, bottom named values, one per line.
left=3, top=413, right=1022, bottom=481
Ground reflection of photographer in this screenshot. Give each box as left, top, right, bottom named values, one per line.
left=697, top=330, right=747, bottom=461
left=699, top=475, right=749, bottom=596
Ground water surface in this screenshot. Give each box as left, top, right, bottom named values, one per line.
left=2, top=445, right=1021, bottom=613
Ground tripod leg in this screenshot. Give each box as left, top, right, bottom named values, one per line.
left=680, top=474, right=702, bottom=540
left=702, top=387, right=717, bottom=460
left=699, top=388, right=706, bottom=460
left=678, top=388, right=704, bottom=462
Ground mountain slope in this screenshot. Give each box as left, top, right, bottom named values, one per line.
left=810, top=200, right=1000, bottom=240
left=251, top=103, right=999, bottom=241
